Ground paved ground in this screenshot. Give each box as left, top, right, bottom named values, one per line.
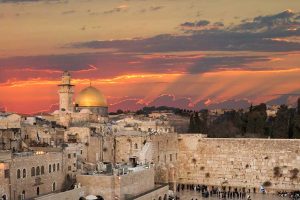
left=177, top=190, right=289, bottom=200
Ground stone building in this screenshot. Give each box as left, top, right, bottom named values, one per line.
left=53, top=71, right=108, bottom=127
left=0, top=150, right=65, bottom=200
left=77, top=165, right=169, bottom=200
left=0, top=151, right=11, bottom=200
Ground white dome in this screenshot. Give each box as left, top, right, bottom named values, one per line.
left=80, top=109, right=92, bottom=114
left=52, top=110, right=60, bottom=115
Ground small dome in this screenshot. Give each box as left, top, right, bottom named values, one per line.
left=75, top=86, right=107, bottom=107
left=52, top=110, right=60, bottom=115
left=80, top=109, right=92, bottom=114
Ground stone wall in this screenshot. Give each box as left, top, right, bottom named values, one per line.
left=34, top=187, right=86, bottom=200
left=77, top=174, right=114, bottom=200
left=77, top=168, right=156, bottom=200
left=177, top=134, right=300, bottom=193
left=131, top=185, right=169, bottom=200
left=119, top=167, right=155, bottom=199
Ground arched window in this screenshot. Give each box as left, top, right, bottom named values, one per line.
left=52, top=182, right=56, bottom=191
left=49, top=164, right=51, bottom=173
left=53, top=164, right=56, bottom=172
left=134, top=143, right=138, bottom=149
left=158, top=197, right=162, bottom=200
left=41, top=166, right=44, bottom=175
left=17, top=169, right=21, bottom=179
left=31, top=167, right=35, bottom=177
left=57, top=163, right=60, bottom=171
left=23, top=169, right=26, bottom=178
left=36, top=187, right=40, bottom=196
left=36, top=166, right=40, bottom=176
left=2, top=194, right=7, bottom=200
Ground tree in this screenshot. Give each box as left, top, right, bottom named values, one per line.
left=116, top=109, right=124, bottom=114
left=293, top=98, right=300, bottom=138
left=245, top=103, right=267, bottom=136
left=298, top=98, right=300, bottom=115
left=272, top=105, right=291, bottom=138
left=188, top=113, right=196, bottom=133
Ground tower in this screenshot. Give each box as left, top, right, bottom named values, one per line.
left=58, top=71, right=74, bottom=112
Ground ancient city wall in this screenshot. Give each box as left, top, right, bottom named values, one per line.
left=177, top=134, right=300, bottom=193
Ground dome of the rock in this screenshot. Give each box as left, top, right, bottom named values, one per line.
left=75, top=86, right=107, bottom=107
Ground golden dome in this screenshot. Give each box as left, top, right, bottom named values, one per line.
left=75, top=86, right=107, bottom=107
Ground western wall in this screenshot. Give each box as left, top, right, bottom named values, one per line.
left=176, top=134, right=300, bottom=193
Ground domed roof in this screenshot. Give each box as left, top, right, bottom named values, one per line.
left=80, top=109, right=92, bottom=114
left=75, top=86, right=107, bottom=107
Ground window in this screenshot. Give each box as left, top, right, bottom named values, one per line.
left=36, top=187, right=40, bottom=196
left=68, top=166, right=71, bottom=171
left=22, top=190, right=25, bottom=200
left=23, top=169, right=26, bottom=178
left=17, top=169, right=21, bottom=179
left=2, top=194, right=7, bottom=200
left=31, top=167, right=35, bottom=177
left=53, top=164, right=56, bottom=172
left=68, top=154, right=71, bottom=159
left=164, top=194, right=167, bottom=200
left=49, top=164, right=51, bottom=173
left=80, top=150, right=83, bottom=155
left=41, top=166, right=44, bottom=175
left=4, top=169, right=9, bottom=178
left=57, top=163, right=60, bottom=171
left=73, top=153, right=76, bottom=158
left=170, top=154, right=172, bottom=162
left=134, top=143, right=138, bottom=149
left=36, top=166, right=40, bottom=176
left=52, top=182, right=56, bottom=191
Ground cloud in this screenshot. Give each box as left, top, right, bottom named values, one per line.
left=148, top=94, right=191, bottom=109
left=233, top=9, right=299, bottom=32
left=0, top=0, right=64, bottom=3
left=266, top=91, right=300, bottom=106
left=103, top=5, right=128, bottom=14
left=80, top=26, right=86, bottom=31
left=108, top=94, right=251, bottom=112
left=140, top=6, right=164, bottom=13
left=149, top=6, right=164, bottom=11
left=180, top=22, right=195, bottom=28
left=61, top=10, right=76, bottom=15
left=196, top=20, right=210, bottom=26
left=213, top=22, right=224, bottom=27
left=189, top=56, right=271, bottom=73
left=69, top=10, right=300, bottom=53
left=180, top=20, right=210, bottom=28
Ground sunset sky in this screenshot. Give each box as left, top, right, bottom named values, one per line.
left=0, top=0, right=300, bottom=113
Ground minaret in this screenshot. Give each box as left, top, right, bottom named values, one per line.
left=58, top=71, right=74, bottom=112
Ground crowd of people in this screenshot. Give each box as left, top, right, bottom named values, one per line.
left=277, top=191, right=300, bottom=200
left=176, top=184, right=252, bottom=199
